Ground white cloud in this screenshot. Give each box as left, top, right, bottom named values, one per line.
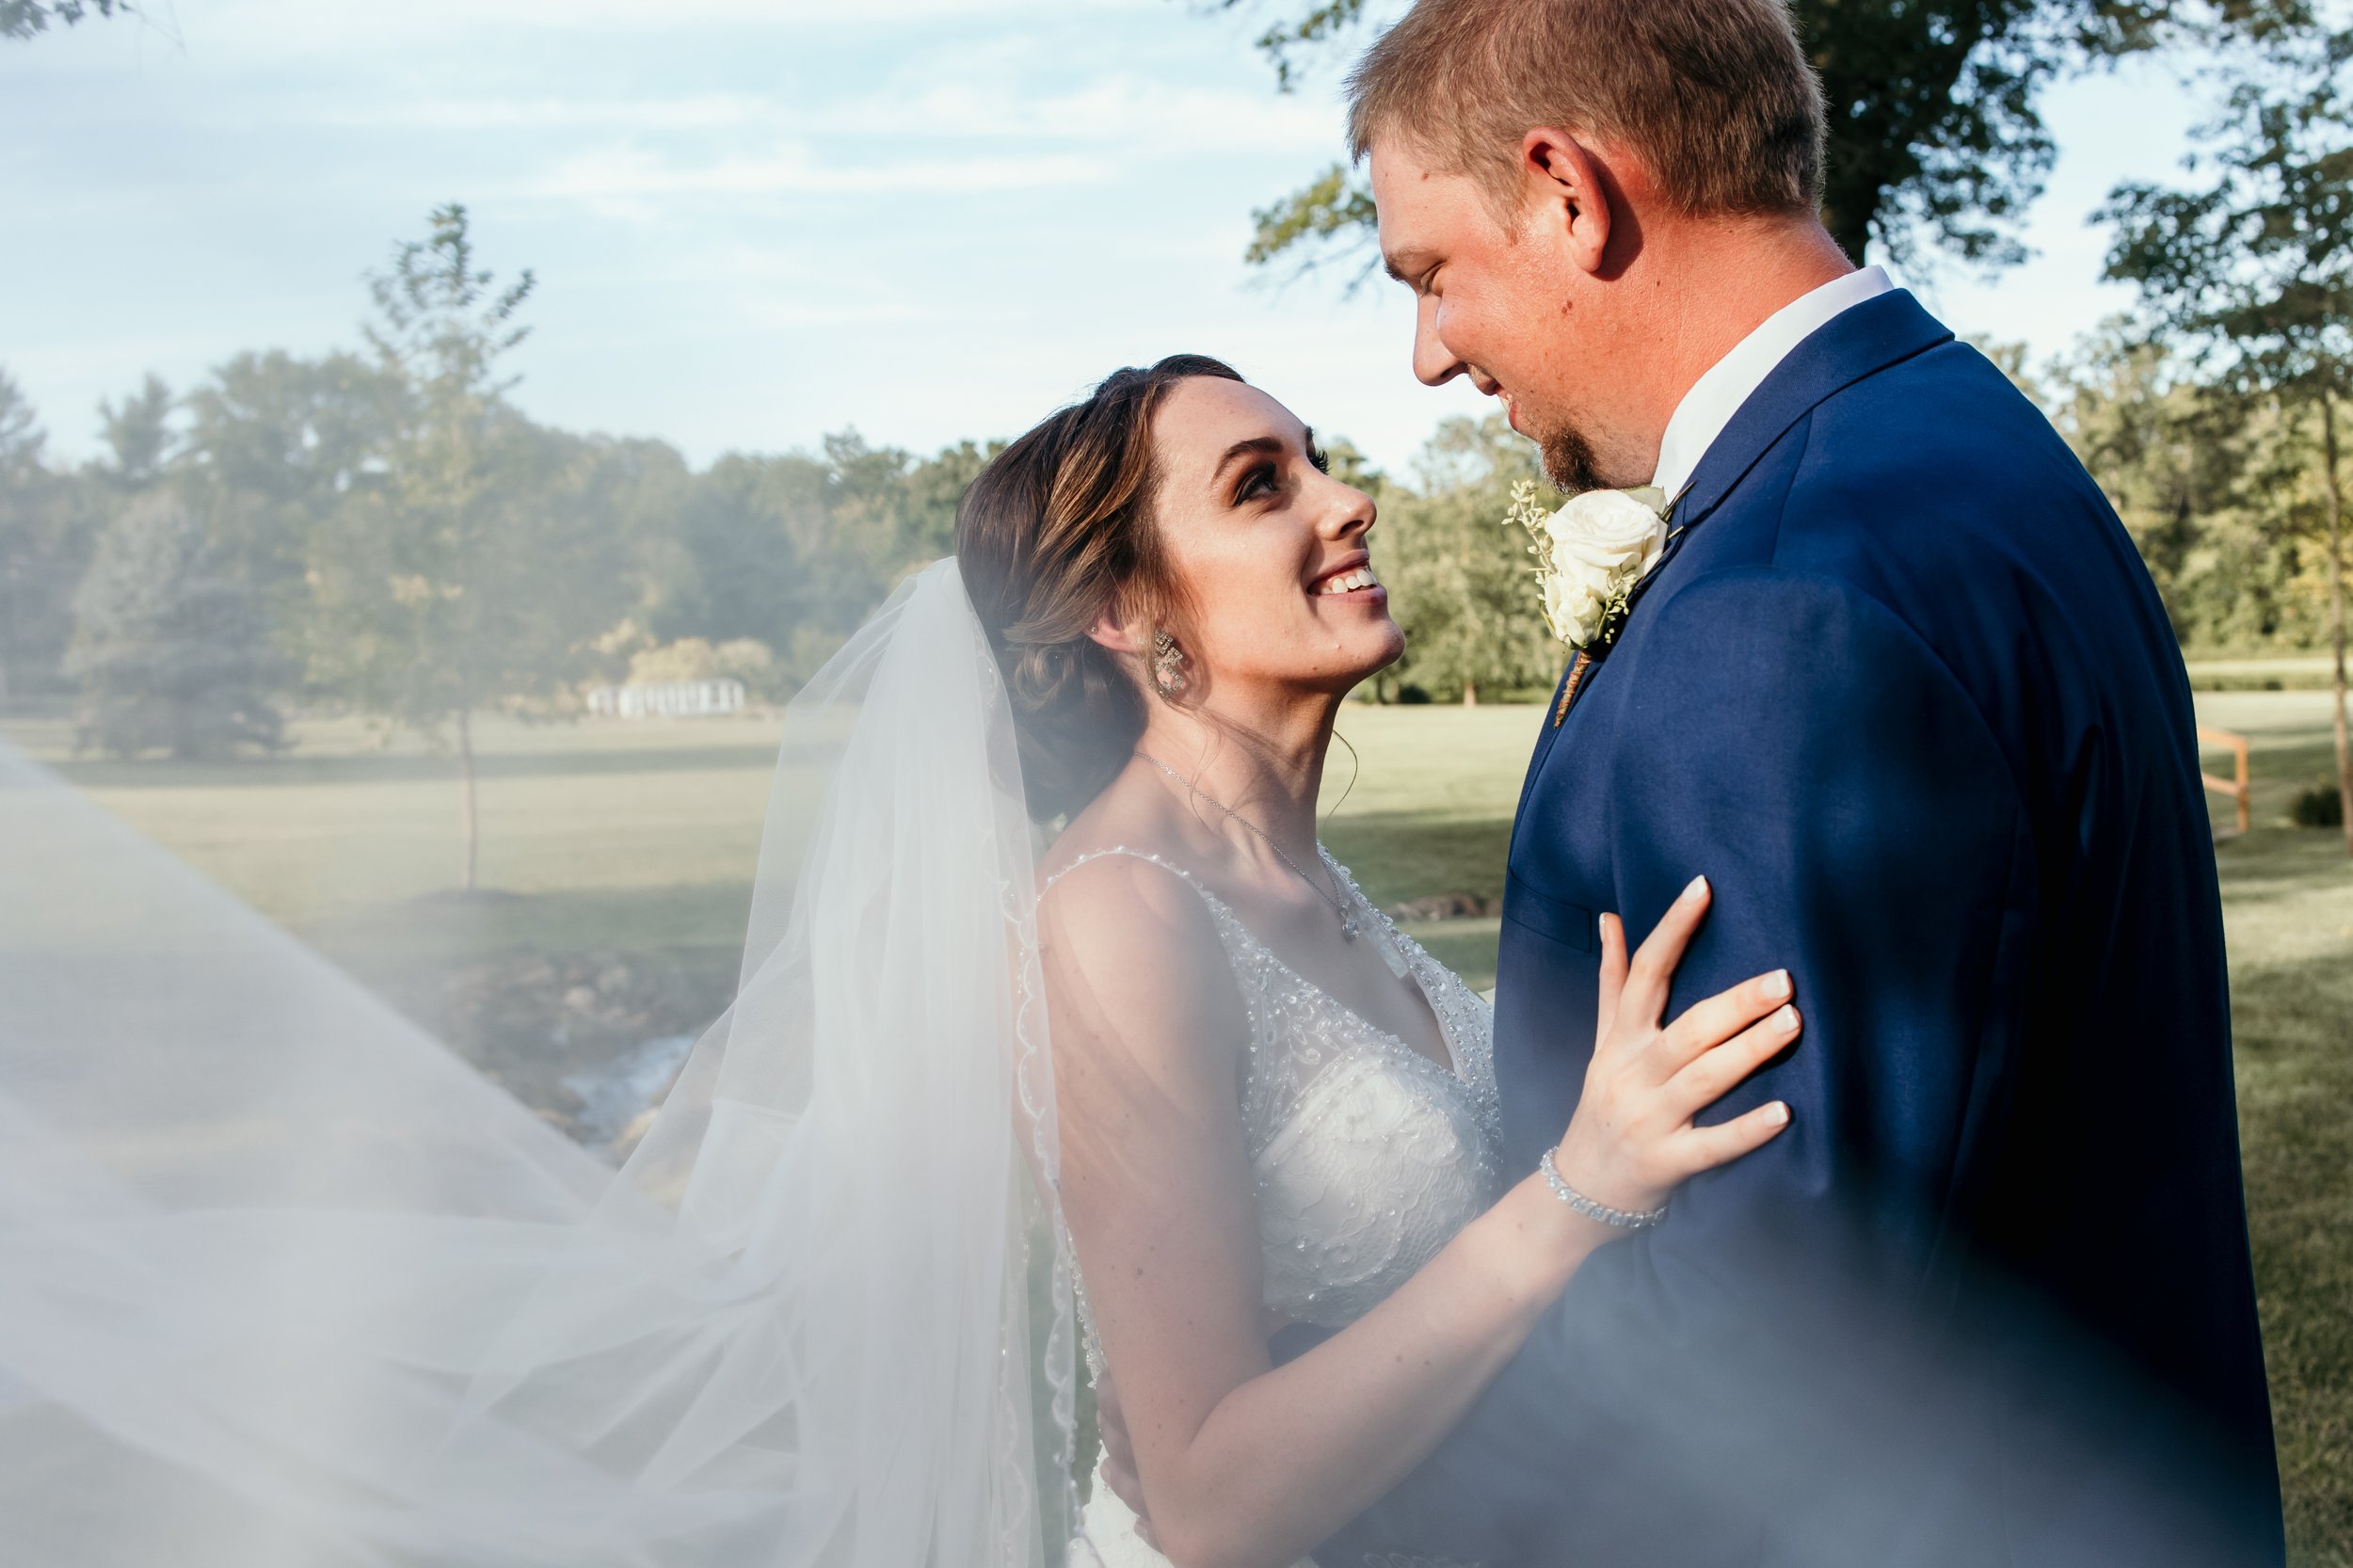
left=308, top=93, right=782, bottom=134
left=193, top=0, right=1131, bottom=60
left=521, top=141, right=1112, bottom=221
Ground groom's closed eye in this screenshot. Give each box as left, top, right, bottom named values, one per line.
left=1383, top=251, right=1438, bottom=296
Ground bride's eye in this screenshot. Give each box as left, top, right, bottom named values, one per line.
left=1308, top=444, right=1331, bottom=475
left=1236, top=462, right=1279, bottom=504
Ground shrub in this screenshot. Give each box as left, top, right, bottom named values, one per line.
left=2290, top=780, right=2343, bottom=828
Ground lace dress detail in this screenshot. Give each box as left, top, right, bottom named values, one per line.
left=1045, top=846, right=1503, bottom=1568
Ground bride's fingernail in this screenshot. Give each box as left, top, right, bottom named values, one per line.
left=1773, top=1004, right=1800, bottom=1034
left=1682, top=874, right=1708, bottom=902
left=1768, top=1102, right=1791, bottom=1126
left=1763, top=969, right=1792, bottom=1000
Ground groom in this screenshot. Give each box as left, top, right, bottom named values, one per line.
left=1292, top=0, right=2281, bottom=1562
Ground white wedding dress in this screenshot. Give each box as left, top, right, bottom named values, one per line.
left=1048, top=848, right=1505, bottom=1568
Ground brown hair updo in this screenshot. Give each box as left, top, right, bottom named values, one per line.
left=957, top=354, right=1243, bottom=822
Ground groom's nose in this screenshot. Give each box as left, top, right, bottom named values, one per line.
left=1412, top=295, right=1466, bottom=387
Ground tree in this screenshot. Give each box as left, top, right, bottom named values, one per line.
left=0, top=370, right=56, bottom=703
left=65, top=489, right=285, bottom=760
left=1211, top=0, right=2234, bottom=276
left=2043, top=325, right=2326, bottom=649
left=1379, top=417, right=1560, bottom=703
left=305, top=204, right=629, bottom=892
left=96, top=374, right=174, bottom=490
left=1, top=0, right=131, bottom=40
left=0, top=370, right=102, bottom=704
left=2101, top=17, right=2353, bottom=849
left=180, top=348, right=408, bottom=632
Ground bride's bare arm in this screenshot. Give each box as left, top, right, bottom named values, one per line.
left=1041, top=861, right=1793, bottom=1568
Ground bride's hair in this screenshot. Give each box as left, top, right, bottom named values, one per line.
left=956, top=353, right=1243, bottom=822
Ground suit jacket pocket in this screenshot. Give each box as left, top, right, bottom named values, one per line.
left=1502, top=874, right=1597, bottom=954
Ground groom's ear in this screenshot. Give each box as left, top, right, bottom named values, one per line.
left=1520, top=127, right=1617, bottom=278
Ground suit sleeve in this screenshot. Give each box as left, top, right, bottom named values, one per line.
left=1318, top=567, right=2033, bottom=1566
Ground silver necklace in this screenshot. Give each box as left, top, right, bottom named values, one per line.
left=1131, top=750, right=1361, bottom=940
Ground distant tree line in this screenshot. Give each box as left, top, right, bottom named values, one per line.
left=0, top=207, right=993, bottom=888
left=4, top=224, right=2345, bottom=739
left=5, top=178, right=2348, bottom=810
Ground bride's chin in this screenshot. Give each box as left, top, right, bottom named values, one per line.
left=1320, top=630, right=1406, bottom=692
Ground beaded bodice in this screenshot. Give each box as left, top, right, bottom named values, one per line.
left=1043, top=846, right=1505, bottom=1340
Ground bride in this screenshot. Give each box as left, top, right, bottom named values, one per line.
left=0, top=355, right=1794, bottom=1568
left=965, top=354, right=1794, bottom=1566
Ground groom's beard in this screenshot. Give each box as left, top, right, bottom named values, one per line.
left=1537, top=419, right=1604, bottom=494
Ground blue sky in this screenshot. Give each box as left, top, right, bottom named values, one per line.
left=5, top=0, right=2206, bottom=474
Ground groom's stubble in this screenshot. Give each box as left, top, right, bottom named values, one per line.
left=1535, top=417, right=1604, bottom=495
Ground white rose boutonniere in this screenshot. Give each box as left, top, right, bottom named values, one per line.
left=1503, top=479, right=1671, bottom=653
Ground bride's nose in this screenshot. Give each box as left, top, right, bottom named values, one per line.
left=1319, top=482, right=1377, bottom=541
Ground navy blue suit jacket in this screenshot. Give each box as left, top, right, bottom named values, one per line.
left=1316, top=292, right=2281, bottom=1567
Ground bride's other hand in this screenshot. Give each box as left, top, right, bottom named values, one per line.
left=1093, top=1370, right=1157, bottom=1545
left=1551, top=875, right=1797, bottom=1220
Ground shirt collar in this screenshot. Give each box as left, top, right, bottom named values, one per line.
left=1650, top=264, right=1893, bottom=504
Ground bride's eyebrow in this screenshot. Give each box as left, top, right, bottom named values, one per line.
left=1211, top=435, right=1287, bottom=488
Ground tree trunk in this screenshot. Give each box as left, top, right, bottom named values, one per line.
left=2323, top=393, right=2352, bottom=856
left=456, top=707, right=481, bottom=893
left=1463, top=679, right=1479, bottom=707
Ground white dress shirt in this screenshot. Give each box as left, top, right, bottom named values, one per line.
left=1649, top=264, right=1894, bottom=502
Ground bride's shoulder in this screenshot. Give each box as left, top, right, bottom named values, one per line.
left=1035, top=839, right=1217, bottom=944
left=1032, top=840, right=1247, bottom=1049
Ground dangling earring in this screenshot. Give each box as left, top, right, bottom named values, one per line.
left=1150, top=630, right=1188, bottom=697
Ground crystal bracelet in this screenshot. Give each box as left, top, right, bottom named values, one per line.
left=1539, top=1146, right=1669, bottom=1230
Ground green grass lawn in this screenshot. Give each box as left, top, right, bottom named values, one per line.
left=4, top=696, right=2348, bottom=1559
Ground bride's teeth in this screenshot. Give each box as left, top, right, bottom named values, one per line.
left=1319, top=568, right=1378, bottom=595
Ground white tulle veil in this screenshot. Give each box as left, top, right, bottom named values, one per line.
left=0, top=558, right=1080, bottom=1566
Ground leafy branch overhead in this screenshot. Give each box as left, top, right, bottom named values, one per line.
left=1209, top=1, right=2288, bottom=275
left=1220, top=0, right=1369, bottom=90
left=1, top=0, right=131, bottom=40
left=2100, top=22, right=2353, bottom=400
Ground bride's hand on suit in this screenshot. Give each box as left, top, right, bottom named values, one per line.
left=1091, top=874, right=1795, bottom=1542
left=1550, top=873, right=1798, bottom=1222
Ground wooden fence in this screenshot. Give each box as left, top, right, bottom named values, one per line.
left=2199, top=726, right=2251, bottom=836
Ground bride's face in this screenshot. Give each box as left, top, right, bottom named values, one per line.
left=1146, top=376, right=1403, bottom=698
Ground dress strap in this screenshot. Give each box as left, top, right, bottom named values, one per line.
left=1039, top=845, right=1225, bottom=912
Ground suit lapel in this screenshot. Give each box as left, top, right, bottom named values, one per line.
left=1667, top=289, right=1953, bottom=536
left=1521, top=291, right=1956, bottom=762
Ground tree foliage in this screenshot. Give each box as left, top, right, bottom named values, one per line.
left=2100, top=19, right=2352, bottom=405
left=2045, top=325, right=2326, bottom=646
left=0, top=0, right=129, bottom=40
left=0, top=370, right=92, bottom=704
left=2100, top=11, right=2353, bottom=847
left=1375, top=417, right=1560, bottom=703
left=65, top=489, right=286, bottom=760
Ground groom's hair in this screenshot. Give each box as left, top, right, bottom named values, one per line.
left=1347, top=0, right=1825, bottom=222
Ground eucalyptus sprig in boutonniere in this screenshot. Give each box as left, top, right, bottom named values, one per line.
left=1502, top=480, right=1671, bottom=726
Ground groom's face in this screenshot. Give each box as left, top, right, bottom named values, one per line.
left=1369, top=136, right=1618, bottom=491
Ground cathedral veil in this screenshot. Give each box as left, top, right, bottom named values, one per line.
left=0, top=558, right=1080, bottom=1566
